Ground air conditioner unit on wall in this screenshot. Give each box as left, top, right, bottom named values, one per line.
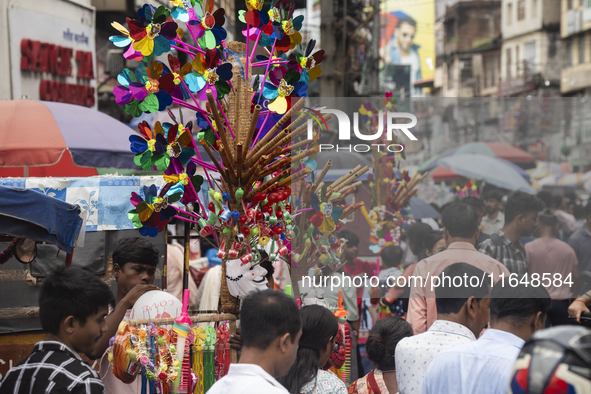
left=105, top=49, right=124, bottom=76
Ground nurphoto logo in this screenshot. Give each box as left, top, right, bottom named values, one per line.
left=307, top=109, right=418, bottom=153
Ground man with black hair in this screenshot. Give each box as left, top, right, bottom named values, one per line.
left=408, top=203, right=509, bottom=334
left=462, top=196, right=491, bottom=248
left=569, top=202, right=591, bottom=274
left=93, top=237, right=160, bottom=393
left=479, top=191, right=545, bottom=276
left=553, top=194, right=577, bottom=241
left=386, top=16, right=422, bottom=94
left=526, top=211, right=579, bottom=327
left=376, top=245, right=403, bottom=296
left=423, top=282, right=551, bottom=394
left=0, top=267, right=113, bottom=394
left=483, top=190, right=505, bottom=235
left=338, top=230, right=376, bottom=281
left=402, top=222, right=432, bottom=268
left=396, top=263, right=491, bottom=394
left=208, top=289, right=302, bottom=394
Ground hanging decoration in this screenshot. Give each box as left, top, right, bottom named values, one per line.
left=110, top=0, right=370, bottom=319
left=452, top=179, right=482, bottom=198
left=108, top=312, right=238, bottom=394
left=357, top=93, right=429, bottom=254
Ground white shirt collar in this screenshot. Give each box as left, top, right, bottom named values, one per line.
left=227, top=363, right=286, bottom=389
left=428, top=320, right=477, bottom=341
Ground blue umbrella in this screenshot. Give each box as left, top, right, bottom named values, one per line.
left=408, top=197, right=441, bottom=219
left=440, top=154, right=534, bottom=194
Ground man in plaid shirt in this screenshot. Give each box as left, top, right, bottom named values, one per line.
left=479, top=191, right=545, bottom=276
left=0, top=267, right=114, bottom=394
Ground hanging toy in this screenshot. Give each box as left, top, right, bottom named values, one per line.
left=192, top=327, right=207, bottom=394
left=203, top=326, right=216, bottom=392
left=171, top=289, right=191, bottom=394
left=228, top=240, right=240, bottom=259
left=333, top=291, right=351, bottom=386
left=216, top=237, right=228, bottom=259
left=215, top=323, right=231, bottom=380
left=111, top=321, right=140, bottom=384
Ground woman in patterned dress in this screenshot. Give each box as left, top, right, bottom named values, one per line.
left=278, top=305, right=347, bottom=394
left=348, top=317, right=413, bottom=394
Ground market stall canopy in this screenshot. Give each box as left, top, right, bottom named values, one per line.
left=430, top=166, right=463, bottom=181
left=0, top=185, right=83, bottom=253
left=419, top=142, right=536, bottom=173
left=440, top=154, right=535, bottom=194
left=0, top=100, right=139, bottom=176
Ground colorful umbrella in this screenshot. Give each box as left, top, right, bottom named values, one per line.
left=440, top=154, right=534, bottom=194
left=429, top=165, right=462, bottom=182
left=431, top=159, right=530, bottom=182
left=419, top=142, right=536, bottom=173
left=408, top=197, right=441, bottom=219
left=0, top=100, right=139, bottom=177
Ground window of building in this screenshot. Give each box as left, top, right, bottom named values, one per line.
left=483, top=56, right=496, bottom=89
left=460, top=57, right=473, bottom=84
left=491, top=56, right=496, bottom=86
left=516, top=46, right=520, bottom=75
left=447, top=62, right=454, bottom=89
left=532, top=0, right=538, bottom=17
left=506, top=48, right=512, bottom=79
left=567, top=39, right=573, bottom=67
left=524, top=41, right=536, bottom=72
left=579, top=35, right=585, bottom=64
left=446, top=22, right=456, bottom=43
left=585, top=0, right=591, bottom=8
left=548, top=32, right=558, bottom=58
left=507, top=3, right=513, bottom=25
left=518, top=0, right=526, bottom=20
left=568, top=0, right=573, bottom=10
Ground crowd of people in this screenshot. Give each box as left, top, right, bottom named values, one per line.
left=1, top=188, right=591, bottom=394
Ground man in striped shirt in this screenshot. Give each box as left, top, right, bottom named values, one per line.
left=479, top=191, right=545, bottom=276
left=0, top=266, right=114, bottom=394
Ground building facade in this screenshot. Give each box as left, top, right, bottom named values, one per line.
left=559, top=0, right=591, bottom=96
left=438, top=1, right=501, bottom=97
left=0, top=0, right=97, bottom=107
left=499, top=0, right=562, bottom=97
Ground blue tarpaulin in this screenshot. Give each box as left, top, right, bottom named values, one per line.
left=0, top=185, right=82, bottom=253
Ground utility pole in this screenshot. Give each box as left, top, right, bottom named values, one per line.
left=370, top=0, right=381, bottom=94
left=320, top=0, right=344, bottom=97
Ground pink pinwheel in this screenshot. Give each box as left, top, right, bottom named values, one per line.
left=189, top=1, right=228, bottom=50
left=184, top=49, right=233, bottom=100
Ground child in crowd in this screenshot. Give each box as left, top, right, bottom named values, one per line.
left=0, top=267, right=114, bottom=394
left=279, top=305, right=346, bottom=394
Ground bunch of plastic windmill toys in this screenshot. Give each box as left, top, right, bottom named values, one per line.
left=356, top=93, right=429, bottom=255
left=111, top=0, right=369, bottom=311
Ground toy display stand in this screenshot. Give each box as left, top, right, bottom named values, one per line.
left=127, top=312, right=238, bottom=363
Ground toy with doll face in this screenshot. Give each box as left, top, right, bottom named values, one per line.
left=225, top=258, right=269, bottom=297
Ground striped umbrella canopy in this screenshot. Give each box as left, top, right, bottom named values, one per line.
left=0, top=99, right=139, bottom=177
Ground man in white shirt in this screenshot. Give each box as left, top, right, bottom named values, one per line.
left=483, top=190, right=505, bottom=235
left=422, top=283, right=551, bottom=394
left=207, top=289, right=302, bottom=394
left=395, top=263, right=491, bottom=394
